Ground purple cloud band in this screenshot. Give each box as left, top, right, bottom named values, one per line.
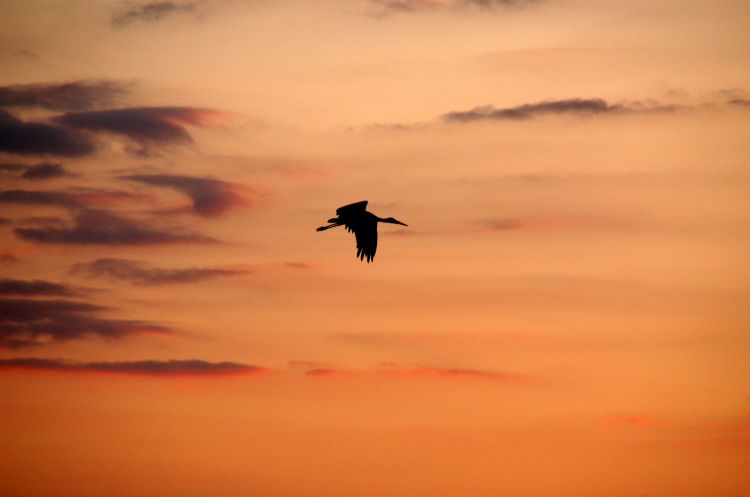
left=0, top=357, right=264, bottom=376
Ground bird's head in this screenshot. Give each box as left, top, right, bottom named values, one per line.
left=382, top=217, right=408, bottom=226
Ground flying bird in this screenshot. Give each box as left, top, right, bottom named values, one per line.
left=316, top=200, right=408, bottom=262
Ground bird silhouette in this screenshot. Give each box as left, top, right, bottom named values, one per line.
left=316, top=200, right=408, bottom=262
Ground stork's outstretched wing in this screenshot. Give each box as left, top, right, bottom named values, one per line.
left=354, top=224, right=377, bottom=263
left=336, top=200, right=367, bottom=216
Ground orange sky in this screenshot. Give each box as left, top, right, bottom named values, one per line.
left=1, top=1, right=749, bottom=496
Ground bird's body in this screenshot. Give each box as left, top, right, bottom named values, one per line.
left=316, top=200, right=407, bottom=262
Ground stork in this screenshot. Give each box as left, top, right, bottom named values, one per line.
left=316, top=200, right=407, bottom=262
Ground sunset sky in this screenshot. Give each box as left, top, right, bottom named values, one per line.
left=1, top=1, right=749, bottom=496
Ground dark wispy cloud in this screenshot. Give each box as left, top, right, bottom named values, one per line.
left=121, top=174, right=250, bottom=216
left=112, top=1, right=202, bottom=28
left=0, top=189, right=80, bottom=209
left=306, top=368, right=347, bottom=378
left=0, top=80, right=129, bottom=111
left=0, top=188, right=146, bottom=212
left=0, top=162, right=68, bottom=180
left=0, top=279, right=78, bottom=297
left=441, top=98, right=679, bottom=122
left=14, top=209, right=216, bottom=246
left=465, top=0, right=537, bottom=6
left=475, top=216, right=577, bottom=233
left=0, top=297, right=170, bottom=348
left=0, top=358, right=264, bottom=376
left=71, top=258, right=250, bottom=285
left=0, top=109, right=95, bottom=157
left=482, top=218, right=525, bottom=231
left=729, top=98, right=750, bottom=107
left=288, top=360, right=340, bottom=377
left=371, top=0, right=538, bottom=13
left=372, top=0, right=446, bottom=12
left=21, top=163, right=67, bottom=180
left=54, top=107, right=221, bottom=147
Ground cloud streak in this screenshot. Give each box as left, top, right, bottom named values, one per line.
left=112, top=1, right=202, bottom=28
left=71, top=258, right=250, bottom=285
left=0, top=279, right=78, bottom=297
left=0, top=109, right=95, bottom=157
left=14, top=209, right=215, bottom=246
left=0, top=80, right=128, bottom=111
left=54, top=106, right=222, bottom=145
left=360, top=97, right=684, bottom=131
left=441, top=98, right=679, bottom=122
left=121, top=174, right=251, bottom=216
left=0, top=188, right=151, bottom=212
left=0, top=297, right=170, bottom=348
left=21, top=163, right=68, bottom=180
left=0, top=189, right=81, bottom=209
left=0, top=357, right=264, bottom=377
left=371, top=0, right=538, bottom=13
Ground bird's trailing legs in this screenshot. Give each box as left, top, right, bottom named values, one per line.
left=316, top=222, right=340, bottom=231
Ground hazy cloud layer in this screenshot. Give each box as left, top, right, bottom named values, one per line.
left=601, top=414, right=658, bottom=426
left=121, top=174, right=249, bottom=216
left=71, top=258, right=250, bottom=285
left=297, top=361, right=518, bottom=382
left=55, top=106, right=218, bottom=145
left=441, top=98, right=678, bottom=122
left=0, top=279, right=78, bottom=297
left=10, top=49, right=40, bottom=61
left=0, top=297, right=170, bottom=348
left=1, top=163, right=25, bottom=174
left=0, top=109, right=95, bottom=156
left=112, top=1, right=202, bottom=28
left=14, top=209, right=216, bottom=246
left=377, top=363, right=517, bottom=381
left=0, top=80, right=128, bottom=111
left=0, top=357, right=263, bottom=376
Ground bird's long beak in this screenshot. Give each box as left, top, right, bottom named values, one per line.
left=396, top=221, right=408, bottom=226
